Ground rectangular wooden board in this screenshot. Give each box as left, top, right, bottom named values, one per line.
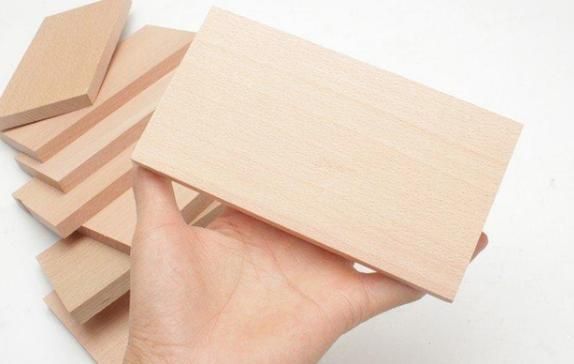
left=81, top=184, right=213, bottom=253
left=133, top=8, right=523, bottom=300
left=39, top=188, right=212, bottom=323
left=0, top=0, right=131, bottom=130
left=2, top=26, right=194, bottom=161
left=45, top=291, right=128, bottom=364
left=14, top=144, right=135, bottom=238
left=15, top=72, right=174, bottom=192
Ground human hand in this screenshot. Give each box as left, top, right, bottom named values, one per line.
left=124, top=168, right=488, bottom=363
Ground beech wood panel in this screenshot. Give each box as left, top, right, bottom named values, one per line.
left=15, top=72, right=174, bottom=192
left=133, top=8, right=523, bottom=300
left=14, top=144, right=135, bottom=238
left=2, top=26, right=194, bottom=161
left=38, top=234, right=130, bottom=324
left=39, top=188, right=212, bottom=323
left=81, top=184, right=213, bottom=253
left=0, top=0, right=131, bottom=130
left=45, top=291, right=128, bottom=364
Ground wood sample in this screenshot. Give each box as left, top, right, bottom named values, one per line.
left=45, top=291, right=128, bottom=363
left=15, top=72, right=174, bottom=192
left=133, top=8, right=523, bottom=300
left=39, top=188, right=211, bottom=323
left=80, top=184, right=213, bottom=253
left=14, top=144, right=135, bottom=238
left=0, top=0, right=131, bottom=130
left=2, top=26, right=194, bottom=161
left=39, top=234, right=130, bottom=324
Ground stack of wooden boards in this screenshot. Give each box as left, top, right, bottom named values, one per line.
left=1, top=1, right=223, bottom=362
left=2, top=2, right=521, bottom=363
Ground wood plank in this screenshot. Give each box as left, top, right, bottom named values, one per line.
left=38, top=234, right=130, bottom=324
left=80, top=184, right=213, bottom=254
left=191, top=201, right=224, bottom=227
left=0, top=0, right=131, bottom=130
left=14, top=144, right=135, bottom=238
left=39, top=188, right=212, bottom=323
left=2, top=26, right=194, bottom=161
left=133, top=8, right=523, bottom=301
left=14, top=72, right=174, bottom=192
left=45, top=291, right=128, bottom=364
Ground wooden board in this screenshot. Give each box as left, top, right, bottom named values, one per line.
left=14, top=144, right=134, bottom=238
left=2, top=26, right=194, bottom=161
left=133, top=8, right=523, bottom=301
left=39, top=188, right=212, bottom=323
left=80, top=184, right=213, bottom=253
left=14, top=72, right=174, bottom=192
left=45, top=291, right=128, bottom=364
left=191, top=201, right=225, bottom=227
left=0, top=0, right=131, bottom=130
left=38, top=234, right=130, bottom=324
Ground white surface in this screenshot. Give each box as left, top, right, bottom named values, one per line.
left=0, top=0, right=572, bottom=362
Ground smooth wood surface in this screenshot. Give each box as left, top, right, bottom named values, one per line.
left=39, top=188, right=212, bottom=324
left=45, top=291, right=128, bottom=363
left=38, top=234, right=130, bottom=324
left=14, top=72, right=174, bottom=192
left=2, top=26, right=194, bottom=161
left=14, top=144, right=135, bottom=238
left=81, top=184, right=213, bottom=253
left=0, top=0, right=131, bottom=130
left=133, top=8, right=523, bottom=300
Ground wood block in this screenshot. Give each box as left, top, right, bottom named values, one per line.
left=80, top=184, right=213, bottom=254
left=39, top=188, right=212, bottom=323
left=14, top=144, right=135, bottom=238
left=2, top=26, right=194, bottom=161
left=0, top=0, right=131, bottom=130
left=14, top=72, right=174, bottom=192
left=38, top=234, right=130, bottom=324
left=133, top=8, right=523, bottom=300
left=45, top=291, right=128, bottom=364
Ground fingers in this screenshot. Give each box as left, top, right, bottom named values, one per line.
left=133, top=167, right=184, bottom=233
left=355, top=232, right=489, bottom=321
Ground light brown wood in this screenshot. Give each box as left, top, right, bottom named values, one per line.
left=39, top=188, right=212, bottom=323
left=45, top=291, right=128, bottom=363
left=2, top=26, right=194, bottom=161
left=14, top=144, right=135, bottom=238
left=38, top=234, right=130, bottom=324
left=80, top=184, right=213, bottom=254
left=0, top=0, right=131, bottom=130
left=15, top=72, right=174, bottom=192
left=191, top=201, right=225, bottom=227
left=133, top=8, right=523, bottom=300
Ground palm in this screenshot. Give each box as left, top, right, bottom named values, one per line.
left=127, top=169, right=485, bottom=363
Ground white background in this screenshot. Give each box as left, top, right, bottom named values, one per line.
left=0, top=0, right=573, bottom=363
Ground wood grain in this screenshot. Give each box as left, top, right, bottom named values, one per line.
left=0, top=0, right=131, bottom=130
left=133, top=8, right=523, bottom=300
left=39, top=188, right=212, bottom=323
left=2, top=26, right=194, bottom=161
left=45, top=291, right=128, bottom=363
left=14, top=144, right=135, bottom=238
left=38, top=234, right=130, bottom=324
left=80, top=184, right=213, bottom=254
left=15, top=72, right=174, bottom=192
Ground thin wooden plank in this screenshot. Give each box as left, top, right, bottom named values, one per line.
left=191, top=201, right=224, bottom=227
left=80, top=184, right=213, bottom=254
left=14, top=72, right=174, bottom=192
left=0, top=0, right=131, bottom=130
left=38, top=234, right=130, bottom=324
left=2, top=26, right=194, bottom=161
left=14, top=144, right=135, bottom=238
left=39, top=188, right=212, bottom=323
left=133, top=8, right=523, bottom=300
left=45, top=291, right=128, bottom=364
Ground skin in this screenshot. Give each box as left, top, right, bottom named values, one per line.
left=125, top=168, right=488, bottom=363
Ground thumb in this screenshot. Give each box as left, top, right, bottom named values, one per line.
left=133, top=166, right=184, bottom=234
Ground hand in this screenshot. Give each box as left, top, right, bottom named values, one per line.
left=125, top=168, right=488, bottom=363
